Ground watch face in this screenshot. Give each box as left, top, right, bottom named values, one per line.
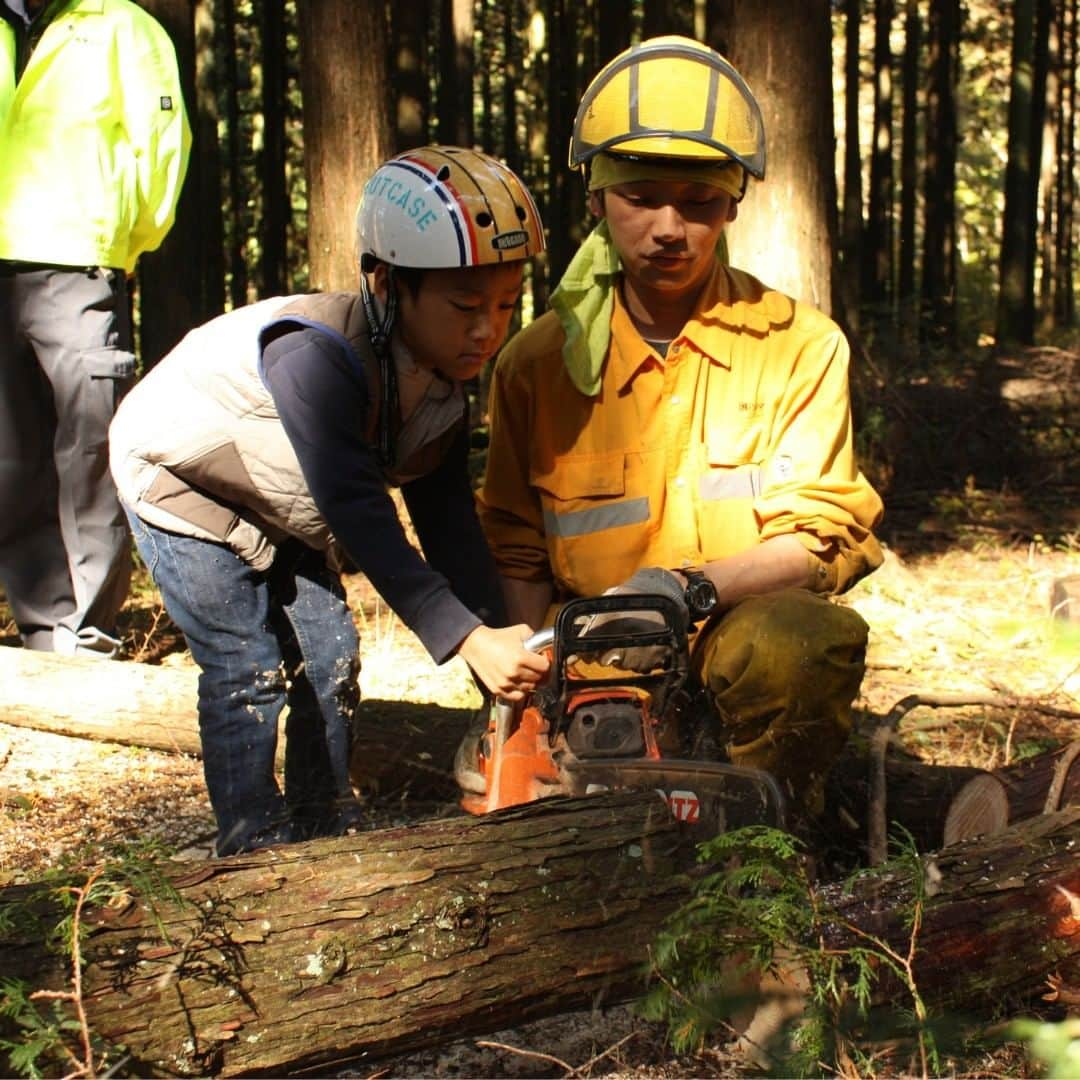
left=684, top=573, right=717, bottom=617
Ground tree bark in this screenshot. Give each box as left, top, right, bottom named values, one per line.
left=997, top=0, right=1039, bottom=344
left=297, top=0, right=392, bottom=292
left=839, top=0, right=864, bottom=333
left=865, top=0, right=895, bottom=317
left=921, top=0, right=961, bottom=345
left=2, top=792, right=693, bottom=1078
left=136, top=0, right=200, bottom=369
left=2, top=800, right=1077, bottom=1078
left=725, top=0, right=838, bottom=313
left=818, top=806, right=1080, bottom=1014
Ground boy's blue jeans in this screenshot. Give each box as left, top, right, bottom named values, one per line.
left=126, top=510, right=362, bottom=855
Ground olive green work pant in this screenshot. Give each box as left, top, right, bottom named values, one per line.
left=690, top=588, right=869, bottom=816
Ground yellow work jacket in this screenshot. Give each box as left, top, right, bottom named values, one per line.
left=478, top=262, right=884, bottom=600
left=0, top=0, right=190, bottom=272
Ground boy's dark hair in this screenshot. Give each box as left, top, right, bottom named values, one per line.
left=392, top=266, right=425, bottom=298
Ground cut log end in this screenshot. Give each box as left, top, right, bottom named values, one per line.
left=942, top=774, right=1011, bottom=845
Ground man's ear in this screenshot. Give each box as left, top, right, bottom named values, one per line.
left=726, top=198, right=739, bottom=224
left=588, top=190, right=605, bottom=219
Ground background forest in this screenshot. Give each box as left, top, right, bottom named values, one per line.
left=133, top=0, right=1078, bottom=538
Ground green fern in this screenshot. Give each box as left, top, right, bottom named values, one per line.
left=0, top=839, right=184, bottom=1078
left=639, top=825, right=939, bottom=1076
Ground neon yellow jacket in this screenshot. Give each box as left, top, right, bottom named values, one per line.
left=0, top=0, right=191, bottom=272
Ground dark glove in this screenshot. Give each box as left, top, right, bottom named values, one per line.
left=578, top=568, right=687, bottom=673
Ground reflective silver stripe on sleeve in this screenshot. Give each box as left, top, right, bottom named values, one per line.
left=543, top=496, right=650, bottom=538
left=699, top=467, right=761, bottom=501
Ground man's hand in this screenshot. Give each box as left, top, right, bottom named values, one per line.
left=457, top=624, right=550, bottom=702
left=577, top=567, right=688, bottom=672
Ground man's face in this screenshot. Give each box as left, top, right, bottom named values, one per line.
left=394, top=262, right=524, bottom=382
left=592, top=180, right=737, bottom=303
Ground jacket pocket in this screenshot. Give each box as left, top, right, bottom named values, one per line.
left=83, top=345, right=136, bottom=381
left=698, top=455, right=764, bottom=558
left=530, top=451, right=651, bottom=594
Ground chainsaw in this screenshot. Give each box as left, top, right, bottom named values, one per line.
left=455, top=592, right=787, bottom=834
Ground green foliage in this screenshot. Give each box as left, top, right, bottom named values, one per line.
left=639, top=826, right=946, bottom=1077
left=0, top=840, right=182, bottom=1078
left=0, top=979, right=85, bottom=1080
left=1009, top=1017, right=1080, bottom=1079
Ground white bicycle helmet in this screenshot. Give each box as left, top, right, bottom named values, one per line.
left=356, top=146, right=545, bottom=270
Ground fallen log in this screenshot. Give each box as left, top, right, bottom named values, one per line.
left=998, top=741, right=1080, bottom=819
left=2, top=797, right=1078, bottom=1078
left=822, top=744, right=1010, bottom=861
left=0, top=646, right=474, bottom=777
left=2, top=791, right=692, bottom=1078
left=0, top=646, right=202, bottom=756
left=818, top=805, right=1080, bottom=1014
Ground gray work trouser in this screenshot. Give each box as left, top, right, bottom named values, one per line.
left=0, top=265, right=134, bottom=650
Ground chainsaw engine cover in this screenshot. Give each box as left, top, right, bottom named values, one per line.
left=565, top=698, right=646, bottom=758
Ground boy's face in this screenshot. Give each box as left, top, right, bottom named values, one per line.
left=394, top=263, right=525, bottom=382
left=591, top=179, right=737, bottom=305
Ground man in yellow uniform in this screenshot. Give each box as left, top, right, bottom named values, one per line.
left=476, top=36, right=884, bottom=821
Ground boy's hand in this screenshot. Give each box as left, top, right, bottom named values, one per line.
left=457, top=624, right=550, bottom=702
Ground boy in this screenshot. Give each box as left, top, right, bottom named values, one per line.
left=110, top=147, right=549, bottom=855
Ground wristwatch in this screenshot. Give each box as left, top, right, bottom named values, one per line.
left=682, top=569, right=718, bottom=621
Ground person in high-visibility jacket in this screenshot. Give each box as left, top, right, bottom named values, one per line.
left=0, top=0, right=191, bottom=657
left=475, top=37, right=886, bottom=825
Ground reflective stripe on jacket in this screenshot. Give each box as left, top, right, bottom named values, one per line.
left=0, top=0, right=191, bottom=271
left=478, top=262, right=884, bottom=599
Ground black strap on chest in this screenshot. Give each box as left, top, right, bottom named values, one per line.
left=359, top=270, right=399, bottom=470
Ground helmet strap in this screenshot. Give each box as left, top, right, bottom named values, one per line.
left=360, top=266, right=400, bottom=469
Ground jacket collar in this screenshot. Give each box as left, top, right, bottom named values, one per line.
left=607, top=261, right=797, bottom=392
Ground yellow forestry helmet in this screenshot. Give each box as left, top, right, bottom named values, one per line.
left=569, top=36, right=766, bottom=190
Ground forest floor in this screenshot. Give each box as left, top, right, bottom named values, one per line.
left=0, top=343, right=1077, bottom=1077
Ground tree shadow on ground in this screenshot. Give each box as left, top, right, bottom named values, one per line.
left=857, top=344, right=1078, bottom=557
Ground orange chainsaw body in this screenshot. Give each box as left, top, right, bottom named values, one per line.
left=461, top=685, right=664, bottom=816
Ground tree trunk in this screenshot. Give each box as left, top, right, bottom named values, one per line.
left=390, top=0, right=431, bottom=151
left=3, top=800, right=1078, bottom=1078
left=220, top=0, right=247, bottom=309
left=839, top=0, right=864, bottom=333
left=818, top=806, right=1080, bottom=1015
left=0, top=648, right=474, bottom=779
left=436, top=0, right=473, bottom=148
left=921, top=0, right=961, bottom=345
left=1052, top=0, right=1076, bottom=327
left=997, top=0, right=1039, bottom=345
left=297, top=0, right=392, bottom=293
left=136, top=0, right=200, bottom=370
left=897, top=0, right=920, bottom=341
left=865, top=0, right=895, bottom=319
left=257, top=0, right=288, bottom=298
left=725, top=0, right=838, bottom=313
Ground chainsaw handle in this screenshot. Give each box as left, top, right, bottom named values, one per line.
left=524, top=627, right=554, bottom=654
left=492, top=629, right=554, bottom=711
